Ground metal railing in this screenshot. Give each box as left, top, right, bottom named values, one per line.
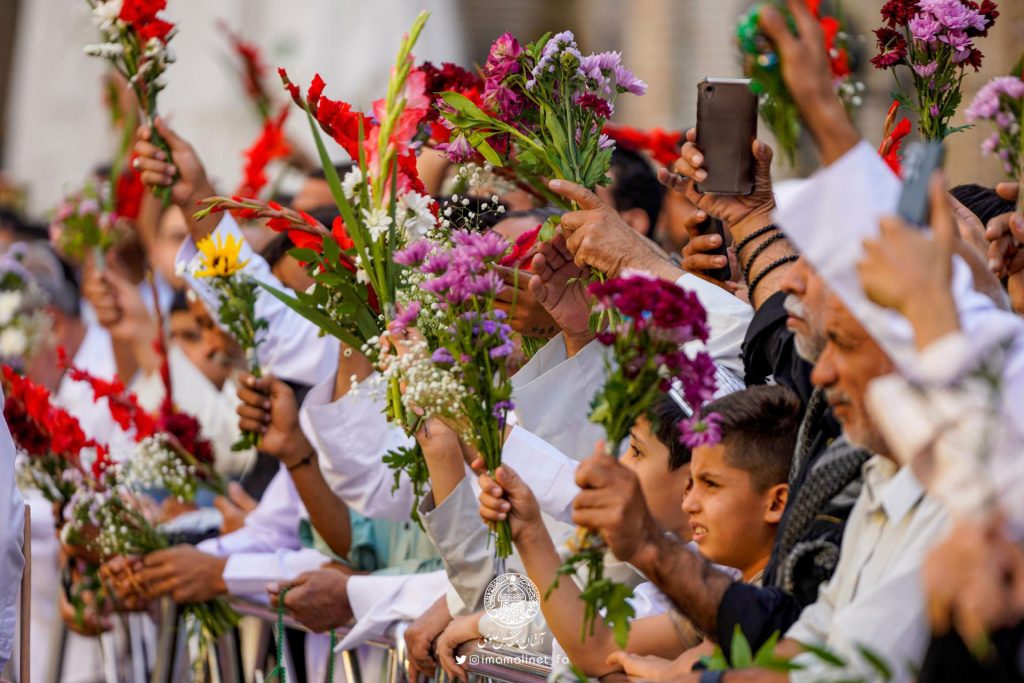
left=35, top=594, right=552, bottom=683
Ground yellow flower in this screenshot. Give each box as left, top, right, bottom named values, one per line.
left=194, top=233, right=249, bottom=278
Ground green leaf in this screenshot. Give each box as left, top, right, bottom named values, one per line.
left=796, top=641, right=848, bottom=668
left=288, top=247, right=321, bottom=263
left=730, top=625, right=754, bottom=668
left=258, top=280, right=365, bottom=351
left=438, top=91, right=492, bottom=123
left=702, top=647, right=731, bottom=671
left=466, top=130, right=504, bottom=167
left=855, top=644, right=893, bottom=681
left=538, top=214, right=561, bottom=242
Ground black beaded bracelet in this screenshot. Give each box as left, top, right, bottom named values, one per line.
left=742, top=231, right=788, bottom=284
left=733, top=223, right=777, bottom=255
left=748, top=253, right=799, bottom=299
left=287, top=450, right=315, bottom=472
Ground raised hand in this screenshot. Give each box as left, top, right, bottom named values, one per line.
left=235, top=374, right=313, bottom=467
left=134, top=118, right=220, bottom=238
left=670, top=129, right=775, bottom=230
left=527, top=233, right=594, bottom=355
left=549, top=179, right=682, bottom=283
left=572, top=440, right=661, bottom=566
left=757, top=0, right=860, bottom=164
left=474, top=461, right=543, bottom=545
left=985, top=182, right=1024, bottom=279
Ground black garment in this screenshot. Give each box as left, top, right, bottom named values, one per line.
left=919, top=624, right=1024, bottom=683
left=714, top=291, right=863, bottom=659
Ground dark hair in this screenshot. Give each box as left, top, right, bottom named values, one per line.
left=651, top=393, right=691, bottom=472
left=308, top=162, right=354, bottom=181
left=702, top=385, right=801, bottom=491
left=950, top=183, right=1016, bottom=227
left=610, top=147, right=664, bottom=237
left=259, top=232, right=295, bottom=269
left=170, top=288, right=189, bottom=314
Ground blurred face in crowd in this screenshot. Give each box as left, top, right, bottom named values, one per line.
left=780, top=256, right=829, bottom=362
left=170, top=299, right=237, bottom=390
left=622, top=416, right=691, bottom=540
left=152, top=206, right=189, bottom=289
left=292, top=177, right=334, bottom=213
left=811, top=294, right=894, bottom=456
left=683, top=442, right=787, bottom=580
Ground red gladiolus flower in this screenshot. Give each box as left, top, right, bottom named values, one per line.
left=499, top=224, right=541, bottom=270
left=602, top=125, right=683, bottom=167
left=235, top=105, right=291, bottom=199
left=115, top=163, right=145, bottom=220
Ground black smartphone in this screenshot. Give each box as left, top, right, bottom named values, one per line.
left=694, top=216, right=731, bottom=282
left=695, top=77, right=759, bottom=195
left=896, top=141, right=945, bottom=227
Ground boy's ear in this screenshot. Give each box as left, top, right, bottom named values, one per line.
left=763, top=483, right=788, bottom=525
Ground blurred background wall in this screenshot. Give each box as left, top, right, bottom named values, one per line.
left=1, top=0, right=1022, bottom=218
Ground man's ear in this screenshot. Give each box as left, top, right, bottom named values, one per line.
left=764, top=483, right=788, bottom=525
left=619, top=207, right=651, bottom=237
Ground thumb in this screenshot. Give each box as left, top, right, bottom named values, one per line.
left=605, top=651, right=630, bottom=667
left=929, top=172, right=956, bottom=258
left=154, top=117, right=187, bottom=152
left=753, top=140, right=775, bottom=186
left=548, top=179, right=604, bottom=210
left=495, top=465, right=526, bottom=498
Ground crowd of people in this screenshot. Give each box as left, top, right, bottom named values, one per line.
left=1, top=0, right=1023, bottom=681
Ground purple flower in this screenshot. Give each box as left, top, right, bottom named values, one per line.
left=492, top=399, right=515, bottom=419
left=678, top=412, right=723, bottom=449
left=436, top=133, right=475, bottom=163
left=995, top=110, right=1015, bottom=129
left=421, top=253, right=451, bottom=275
left=922, top=0, right=981, bottom=31
left=930, top=104, right=941, bottom=117
left=483, top=78, right=524, bottom=122
left=613, top=64, right=647, bottom=96
left=489, top=340, right=515, bottom=359
left=981, top=132, right=999, bottom=155
left=966, top=76, right=1024, bottom=121
left=912, top=61, right=939, bottom=77
left=909, top=13, right=942, bottom=42
left=484, top=32, right=523, bottom=80
left=387, top=300, right=421, bottom=336
left=678, top=351, right=717, bottom=408
left=598, top=133, right=614, bottom=150
left=432, top=347, right=455, bottom=364
left=938, top=28, right=971, bottom=57
left=451, top=229, right=509, bottom=261
left=394, top=239, right=433, bottom=267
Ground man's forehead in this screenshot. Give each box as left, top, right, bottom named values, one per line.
left=822, top=294, right=866, bottom=340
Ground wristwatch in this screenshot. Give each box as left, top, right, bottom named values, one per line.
left=699, top=671, right=725, bottom=683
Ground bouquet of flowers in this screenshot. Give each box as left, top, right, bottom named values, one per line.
left=50, top=181, right=127, bottom=263
left=871, top=0, right=1000, bottom=140
left=196, top=13, right=436, bottom=427
left=554, top=273, right=719, bottom=649
left=85, top=0, right=177, bottom=200
left=0, top=254, right=51, bottom=370
left=3, top=366, right=110, bottom=504
left=385, top=229, right=517, bottom=554
left=966, top=65, right=1023, bottom=186
left=736, top=0, right=861, bottom=164
left=437, top=30, right=646, bottom=230
left=186, top=232, right=267, bottom=452
left=62, top=358, right=227, bottom=501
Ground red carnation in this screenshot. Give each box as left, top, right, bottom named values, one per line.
left=870, top=28, right=907, bottom=69
left=879, top=0, right=918, bottom=28
left=234, top=106, right=291, bottom=199
left=135, top=18, right=175, bottom=43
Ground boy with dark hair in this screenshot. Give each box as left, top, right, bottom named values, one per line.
left=469, top=385, right=801, bottom=678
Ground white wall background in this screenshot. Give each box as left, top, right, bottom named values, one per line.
left=4, top=0, right=465, bottom=216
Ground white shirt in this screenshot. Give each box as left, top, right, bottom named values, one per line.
left=299, top=374, right=416, bottom=521
left=176, top=214, right=339, bottom=388
left=0, top=389, right=25, bottom=672
left=786, top=456, right=948, bottom=682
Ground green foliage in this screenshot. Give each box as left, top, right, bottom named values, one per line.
left=382, top=443, right=429, bottom=527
